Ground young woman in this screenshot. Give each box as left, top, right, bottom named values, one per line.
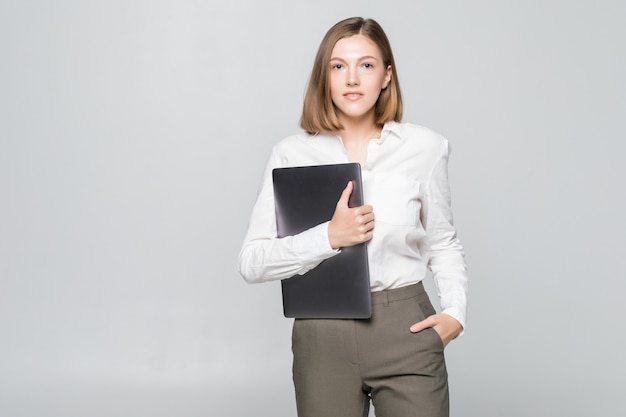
left=238, top=17, right=468, bottom=417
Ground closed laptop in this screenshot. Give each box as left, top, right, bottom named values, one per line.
left=272, top=163, right=371, bottom=319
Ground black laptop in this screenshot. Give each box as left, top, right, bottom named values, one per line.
left=272, top=163, right=371, bottom=319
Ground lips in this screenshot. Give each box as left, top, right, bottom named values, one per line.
left=343, top=92, right=363, bottom=101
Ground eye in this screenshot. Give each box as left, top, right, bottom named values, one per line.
left=331, top=63, right=343, bottom=70
left=362, top=62, right=374, bottom=69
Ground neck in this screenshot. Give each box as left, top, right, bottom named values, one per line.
left=338, top=115, right=381, bottom=145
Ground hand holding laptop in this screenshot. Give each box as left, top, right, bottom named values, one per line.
left=328, top=181, right=375, bottom=250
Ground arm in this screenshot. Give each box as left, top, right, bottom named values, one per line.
left=238, top=150, right=374, bottom=283
left=237, top=150, right=339, bottom=283
left=410, top=139, right=469, bottom=346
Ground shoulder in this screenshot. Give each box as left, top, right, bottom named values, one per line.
left=269, top=132, right=312, bottom=158
left=264, top=131, right=322, bottom=168
left=271, top=132, right=313, bottom=152
left=385, top=122, right=450, bottom=155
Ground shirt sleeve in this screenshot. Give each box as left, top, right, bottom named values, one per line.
left=423, top=139, right=469, bottom=332
left=237, top=146, right=340, bottom=283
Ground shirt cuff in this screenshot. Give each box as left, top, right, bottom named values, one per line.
left=291, top=221, right=340, bottom=273
left=441, top=306, right=466, bottom=337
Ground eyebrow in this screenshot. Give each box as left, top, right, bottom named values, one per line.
left=330, top=56, right=379, bottom=62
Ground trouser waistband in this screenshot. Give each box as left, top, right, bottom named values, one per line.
left=370, top=282, right=425, bottom=306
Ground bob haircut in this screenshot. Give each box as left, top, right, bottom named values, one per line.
left=300, top=17, right=403, bottom=134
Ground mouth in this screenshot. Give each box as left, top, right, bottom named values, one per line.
left=343, top=92, right=363, bottom=100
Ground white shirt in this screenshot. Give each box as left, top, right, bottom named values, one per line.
left=238, top=122, right=469, bottom=329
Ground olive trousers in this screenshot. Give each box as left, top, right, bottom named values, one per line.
left=291, top=282, right=449, bottom=417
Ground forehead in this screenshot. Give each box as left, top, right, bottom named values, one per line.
left=331, top=34, right=382, bottom=59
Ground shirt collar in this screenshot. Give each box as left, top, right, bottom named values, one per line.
left=308, top=121, right=405, bottom=144
left=379, top=121, right=405, bottom=144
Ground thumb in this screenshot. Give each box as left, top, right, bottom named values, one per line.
left=410, top=317, right=433, bottom=333
left=336, top=181, right=353, bottom=207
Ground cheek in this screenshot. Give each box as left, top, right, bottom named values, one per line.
left=328, top=73, right=340, bottom=89
left=375, top=74, right=388, bottom=89
left=328, top=77, right=343, bottom=99
left=366, top=78, right=385, bottom=96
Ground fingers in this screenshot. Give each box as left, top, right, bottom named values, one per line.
left=328, top=206, right=375, bottom=249
left=352, top=207, right=375, bottom=239
left=354, top=204, right=374, bottom=216
left=410, top=316, right=445, bottom=346
left=336, top=181, right=353, bottom=208
left=328, top=183, right=375, bottom=249
left=357, top=215, right=374, bottom=236
left=409, top=314, right=463, bottom=348
left=358, top=210, right=375, bottom=225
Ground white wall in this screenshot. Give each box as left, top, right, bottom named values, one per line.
left=1, top=1, right=624, bottom=416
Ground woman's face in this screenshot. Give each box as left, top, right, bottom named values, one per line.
left=329, top=34, right=391, bottom=126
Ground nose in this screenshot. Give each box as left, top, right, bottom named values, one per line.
left=347, top=68, right=359, bottom=86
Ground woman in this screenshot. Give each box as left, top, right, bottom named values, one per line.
left=238, top=17, right=468, bottom=417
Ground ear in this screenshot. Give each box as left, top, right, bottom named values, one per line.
left=383, top=65, right=392, bottom=89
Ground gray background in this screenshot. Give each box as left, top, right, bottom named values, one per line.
left=1, top=1, right=624, bottom=416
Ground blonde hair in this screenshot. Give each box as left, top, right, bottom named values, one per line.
left=300, top=17, right=403, bottom=134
